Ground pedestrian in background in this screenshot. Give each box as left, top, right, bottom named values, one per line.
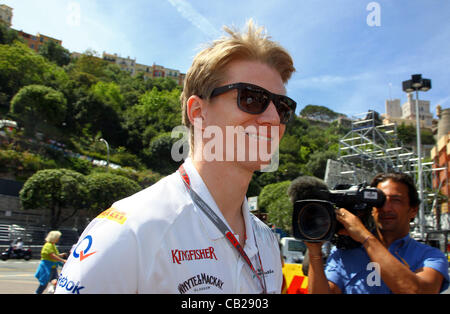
left=34, top=230, right=67, bottom=294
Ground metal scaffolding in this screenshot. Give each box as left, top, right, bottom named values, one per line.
left=334, top=110, right=443, bottom=221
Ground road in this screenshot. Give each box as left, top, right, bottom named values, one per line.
left=1, top=259, right=449, bottom=294
left=0, top=259, right=40, bottom=294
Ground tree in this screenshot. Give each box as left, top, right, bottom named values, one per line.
left=10, top=84, right=67, bottom=137
left=0, top=42, right=53, bottom=107
left=258, top=181, right=292, bottom=232
left=85, top=172, right=141, bottom=216
left=38, top=40, right=71, bottom=67
left=19, top=169, right=88, bottom=228
left=0, top=23, right=22, bottom=45
left=301, top=150, right=337, bottom=179
left=145, top=132, right=183, bottom=174
left=300, top=104, right=343, bottom=122
left=397, top=123, right=435, bottom=146
left=90, top=81, right=124, bottom=112
left=122, top=87, right=181, bottom=154
left=71, top=92, right=126, bottom=147
left=71, top=49, right=108, bottom=78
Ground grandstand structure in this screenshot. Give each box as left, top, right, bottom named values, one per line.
left=325, top=110, right=445, bottom=233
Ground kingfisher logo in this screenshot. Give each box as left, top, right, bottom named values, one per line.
left=171, top=246, right=218, bottom=264
left=73, top=235, right=97, bottom=261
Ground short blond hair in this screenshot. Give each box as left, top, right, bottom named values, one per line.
left=180, top=19, right=295, bottom=148
left=45, top=230, right=62, bottom=243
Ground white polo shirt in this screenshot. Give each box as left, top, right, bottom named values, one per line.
left=55, top=158, right=282, bottom=294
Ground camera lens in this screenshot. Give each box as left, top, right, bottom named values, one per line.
left=297, top=203, right=332, bottom=240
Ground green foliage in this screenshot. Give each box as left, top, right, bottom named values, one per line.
left=111, top=148, right=144, bottom=170
left=0, top=42, right=55, bottom=107
left=38, top=40, right=71, bottom=67
left=18, top=166, right=144, bottom=227
left=300, top=104, right=342, bottom=121
left=397, top=123, right=416, bottom=145
left=19, top=168, right=88, bottom=228
left=0, top=23, right=22, bottom=45
left=397, top=123, right=436, bottom=146
left=85, top=172, right=141, bottom=215
left=70, top=49, right=109, bottom=78
left=90, top=81, right=124, bottom=112
left=0, top=149, right=57, bottom=180
left=301, top=150, right=338, bottom=179
left=258, top=181, right=292, bottom=232
left=10, top=84, right=67, bottom=136
left=145, top=132, right=183, bottom=175
left=123, top=87, right=181, bottom=156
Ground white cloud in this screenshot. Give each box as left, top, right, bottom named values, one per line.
left=167, top=0, right=221, bottom=39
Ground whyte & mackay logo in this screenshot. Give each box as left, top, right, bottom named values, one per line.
left=178, top=273, right=225, bottom=294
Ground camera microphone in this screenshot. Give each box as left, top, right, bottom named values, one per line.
left=287, top=176, right=330, bottom=203
left=288, top=176, right=336, bottom=242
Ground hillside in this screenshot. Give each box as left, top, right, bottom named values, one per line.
left=0, top=25, right=350, bottom=197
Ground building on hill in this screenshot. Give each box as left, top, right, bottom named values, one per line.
left=17, top=30, right=63, bottom=52
left=102, top=51, right=185, bottom=86
left=0, top=4, right=12, bottom=27
left=383, top=94, right=434, bottom=129
left=103, top=51, right=136, bottom=75
left=431, top=107, right=450, bottom=224
left=1, top=4, right=63, bottom=52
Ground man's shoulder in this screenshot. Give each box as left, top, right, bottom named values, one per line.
left=111, top=172, right=188, bottom=217
left=249, top=213, right=278, bottom=243
left=408, top=236, right=447, bottom=259
left=89, top=172, right=191, bottom=232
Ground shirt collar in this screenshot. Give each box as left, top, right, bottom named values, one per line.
left=179, top=158, right=257, bottom=256
left=388, top=234, right=411, bottom=251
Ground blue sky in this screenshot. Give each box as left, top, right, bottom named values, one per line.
left=3, top=0, right=450, bottom=118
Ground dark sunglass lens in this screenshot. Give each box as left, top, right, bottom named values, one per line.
left=276, top=102, right=293, bottom=124
left=239, top=89, right=268, bottom=113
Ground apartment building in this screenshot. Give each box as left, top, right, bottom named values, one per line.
left=102, top=51, right=185, bottom=86
left=0, top=4, right=12, bottom=27
left=431, top=107, right=450, bottom=215
left=17, top=30, right=63, bottom=52
left=103, top=52, right=136, bottom=75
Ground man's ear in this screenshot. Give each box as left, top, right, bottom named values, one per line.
left=187, top=95, right=207, bottom=130
left=409, top=205, right=419, bottom=221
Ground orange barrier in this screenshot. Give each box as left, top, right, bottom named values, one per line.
left=282, top=263, right=308, bottom=294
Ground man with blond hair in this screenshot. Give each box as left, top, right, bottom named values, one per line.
left=56, top=20, right=296, bottom=294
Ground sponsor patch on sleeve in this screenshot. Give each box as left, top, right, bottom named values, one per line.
left=96, top=208, right=127, bottom=224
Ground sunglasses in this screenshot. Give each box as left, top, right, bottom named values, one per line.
left=209, top=82, right=297, bottom=124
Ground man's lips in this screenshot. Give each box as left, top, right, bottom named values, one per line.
left=244, top=132, right=272, bottom=141
left=379, top=215, right=396, bottom=221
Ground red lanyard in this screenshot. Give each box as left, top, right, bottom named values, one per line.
left=179, top=165, right=267, bottom=294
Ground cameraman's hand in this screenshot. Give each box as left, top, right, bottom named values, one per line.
left=304, top=241, right=324, bottom=257
left=335, top=208, right=372, bottom=244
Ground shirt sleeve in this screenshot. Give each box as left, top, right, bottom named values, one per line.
left=324, top=248, right=346, bottom=292
left=54, top=216, right=139, bottom=294
left=420, top=247, right=449, bottom=293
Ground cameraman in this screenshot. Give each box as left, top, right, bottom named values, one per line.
left=306, top=172, right=449, bottom=294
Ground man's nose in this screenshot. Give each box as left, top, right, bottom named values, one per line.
left=379, top=197, right=395, bottom=212
left=257, top=102, right=280, bottom=125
